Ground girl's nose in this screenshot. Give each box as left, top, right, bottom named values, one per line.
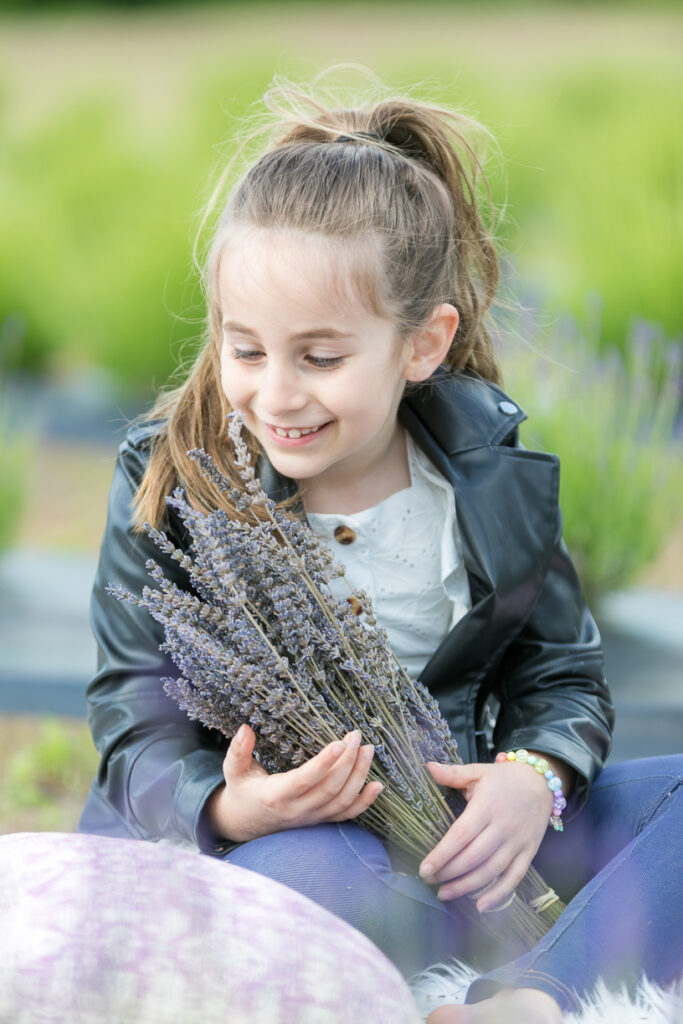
left=259, top=363, right=307, bottom=418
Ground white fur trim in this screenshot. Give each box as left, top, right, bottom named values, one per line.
left=408, top=959, right=683, bottom=1023
left=408, top=958, right=478, bottom=1016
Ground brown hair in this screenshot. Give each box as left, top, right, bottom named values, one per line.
left=134, top=68, right=502, bottom=530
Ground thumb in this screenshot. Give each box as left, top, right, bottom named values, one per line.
left=426, top=760, right=483, bottom=791
left=223, top=723, right=257, bottom=778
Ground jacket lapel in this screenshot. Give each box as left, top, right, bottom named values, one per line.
left=400, top=376, right=560, bottom=688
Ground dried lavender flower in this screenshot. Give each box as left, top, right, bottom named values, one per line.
left=107, top=410, right=565, bottom=951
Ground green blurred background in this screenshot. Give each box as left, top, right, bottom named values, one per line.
left=0, top=2, right=681, bottom=831
left=1, top=3, right=682, bottom=386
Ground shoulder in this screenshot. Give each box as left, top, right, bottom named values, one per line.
left=120, top=417, right=166, bottom=456
left=402, top=369, right=527, bottom=454
left=114, top=418, right=166, bottom=485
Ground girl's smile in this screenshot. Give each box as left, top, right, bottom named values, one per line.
left=218, top=228, right=418, bottom=513
left=265, top=421, right=332, bottom=442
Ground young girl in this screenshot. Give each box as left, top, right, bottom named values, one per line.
left=78, top=74, right=682, bottom=1021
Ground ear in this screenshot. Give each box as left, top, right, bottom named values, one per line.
left=402, top=303, right=459, bottom=383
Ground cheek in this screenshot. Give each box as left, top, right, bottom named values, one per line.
left=220, top=348, right=244, bottom=403
left=220, top=358, right=232, bottom=400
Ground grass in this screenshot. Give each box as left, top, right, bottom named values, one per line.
left=0, top=715, right=98, bottom=834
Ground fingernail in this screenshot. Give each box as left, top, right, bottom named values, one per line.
left=235, top=724, right=246, bottom=743
left=348, top=730, right=362, bottom=748
left=331, top=741, right=347, bottom=757
left=437, top=888, right=452, bottom=901
left=361, top=744, right=374, bottom=761
left=419, top=862, right=434, bottom=879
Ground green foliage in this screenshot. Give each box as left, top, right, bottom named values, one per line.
left=0, top=426, right=29, bottom=553
left=0, top=17, right=680, bottom=392
left=0, top=323, right=31, bottom=552
left=0, top=717, right=98, bottom=828
left=482, top=69, right=682, bottom=352
left=501, top=315, right=683, bottom=599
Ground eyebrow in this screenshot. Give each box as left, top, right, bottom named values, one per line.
left=222, top=320, right=354, bottom=342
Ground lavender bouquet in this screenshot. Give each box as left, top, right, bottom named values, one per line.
left=108, top=413, right=564, bottom=952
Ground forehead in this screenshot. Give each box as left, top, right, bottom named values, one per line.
left=217, top=226, right=388, bottom=325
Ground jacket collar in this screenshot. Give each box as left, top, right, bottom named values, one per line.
left=400, top=368, right=527, bottom=454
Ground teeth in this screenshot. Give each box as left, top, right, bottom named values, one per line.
left=274, top=425, right=321, bottom=439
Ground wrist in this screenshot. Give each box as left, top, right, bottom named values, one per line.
left=205, top=784, right=265, bottom=844
left=527, top=750, right=575, bottom=797
left=205, top=783, right=228, bottom=837
left=495, top=748, right=567, bottom=832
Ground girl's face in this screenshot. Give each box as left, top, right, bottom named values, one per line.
left=218, top=228, right=412, bottom=506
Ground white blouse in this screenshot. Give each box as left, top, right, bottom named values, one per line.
left=307, top=434, right=471, bottom=680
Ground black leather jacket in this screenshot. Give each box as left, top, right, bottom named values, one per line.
left=78, top=371, right=614, bottom=855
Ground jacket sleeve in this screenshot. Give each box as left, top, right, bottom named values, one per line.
left=79, top=428, right=229, bottom=853
left=492, top=525, right=615, bottom=818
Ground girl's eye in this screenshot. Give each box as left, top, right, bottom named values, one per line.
left=230, top=348, right=343, bottom=369
left=306, top=355, right=344, bottom=368
left=232, top=349, right=263, bottom=362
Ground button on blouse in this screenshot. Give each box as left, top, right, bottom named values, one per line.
left=307, top=434, right=471, bottom=681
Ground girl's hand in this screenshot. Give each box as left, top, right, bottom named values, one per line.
left=206, top=723, right=383, bottom=843
left=418, top=760, right=553, bottom=912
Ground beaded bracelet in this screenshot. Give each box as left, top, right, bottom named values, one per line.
left=495, top=749, right=566, bottom=832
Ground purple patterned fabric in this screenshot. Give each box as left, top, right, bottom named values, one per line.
left=0, top=832, right=421, bottom=1023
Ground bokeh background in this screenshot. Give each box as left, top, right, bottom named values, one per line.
left=0, top=0, right=681, bottom=834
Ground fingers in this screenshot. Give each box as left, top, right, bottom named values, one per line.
left=288, top=730, right=374, bottom=802
left=326, top=779, right=384, bottom=821
left=434, top=836, right=516, bottom=902
left=426, top=761, right=482, bottom=794
left=281, top=730, right=382, bottom=822
left=473, top=852, right=530, bottom=913
left=284, top=734, right=356, bottom=796
left=223, top=723, right=257, bottom=778
left=317, top=738, right=382, bottom=818
left=423, top=825, right=502, bottom=887
left=419, top=800, right=489, bottom=881
left=313, top=731, right=373, bottom=805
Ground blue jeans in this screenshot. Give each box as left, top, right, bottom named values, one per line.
left=222, top=755, right=683, bottom=1014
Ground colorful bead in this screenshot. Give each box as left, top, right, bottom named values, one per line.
left=497, top=749, right=566, bottom=833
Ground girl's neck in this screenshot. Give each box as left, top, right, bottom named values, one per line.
left=300, top=425, right=411, bottom=516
